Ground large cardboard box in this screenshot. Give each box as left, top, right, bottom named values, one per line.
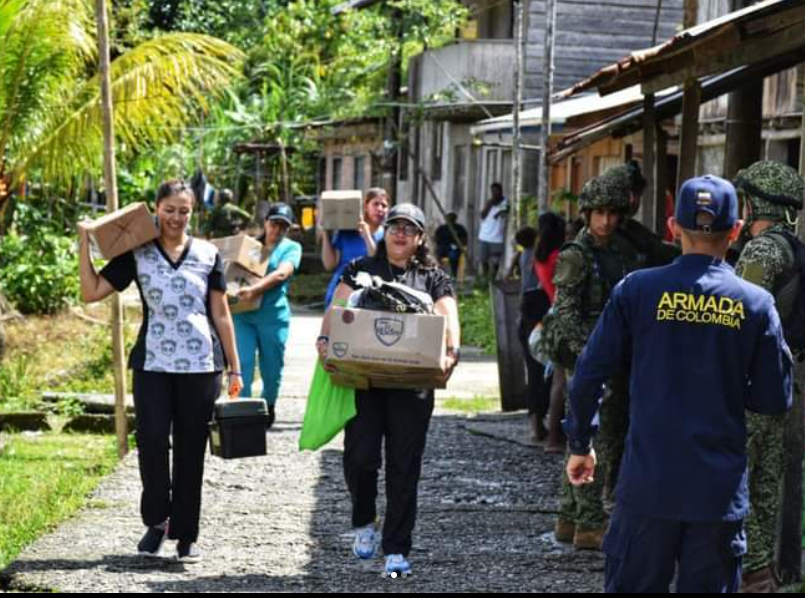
left=85, top=202, right=159, bottom=260
left=224, top=262, right=263, bottom=315
left=212, top=234, right=269, bottom=277
left=326, top=307, right=447, bottom=390
left=319, top=190, right=363, bottom=231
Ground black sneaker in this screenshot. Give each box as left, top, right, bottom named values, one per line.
left=267, top=405, right=276, bottom=429
left=177, top=540, right=202, bottom=564
left=137, top=522, right=168, bottom=557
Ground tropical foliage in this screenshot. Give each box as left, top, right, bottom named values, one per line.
left=0, top=0, right=244, bottom=198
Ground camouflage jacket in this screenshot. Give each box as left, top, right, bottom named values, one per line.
left=619, top=217, right=680, bottom=268
left=542, top=228, right=643, bottom=368
left=735, top=223, right=798, bottom=320
left=735, top=223, right=796, bottom=294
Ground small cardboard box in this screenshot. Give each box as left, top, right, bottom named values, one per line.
left=319, top=190, right=363, bottom=231
left=212, top=234, right=269, bottom=277
left=84, top=202, right=159, bottom=260
left=326, top=307, right=447, bottom=390
left=225, top=262, right=263, bottom=315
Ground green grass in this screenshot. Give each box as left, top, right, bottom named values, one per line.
left=459, top=289, right=496, bottom=355
left=440, top=396, right=500, bottom=414
left=288, top=273, right=331, bottom=305
left=0, top=314, right=136, bottom=414
left=0, top=433, right=118, bottom=571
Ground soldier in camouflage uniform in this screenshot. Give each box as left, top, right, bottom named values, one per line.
left=544, top=173, right=643, bottom=550
left=205, top=189, right=252, bottom=238
left=606, top=162, right=681, bottom=268
left=733, top=161, right=805, bottom=592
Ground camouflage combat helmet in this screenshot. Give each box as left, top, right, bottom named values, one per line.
left=734, top=161, right=804, bottom=229
left=578, top=172, right=631, bottom=213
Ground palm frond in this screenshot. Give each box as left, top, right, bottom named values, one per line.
left=13, top=33, right=244, bottom=185
left=0, top=0, right=95, bottom=171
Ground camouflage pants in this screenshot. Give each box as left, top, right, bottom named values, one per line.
left=558, top=372, right=628, bottom=531
left=743, top=411, right=786, bottom=575
left=598, top=375, right=630, bottom=503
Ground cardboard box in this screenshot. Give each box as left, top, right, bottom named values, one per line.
left=326, top=307, right=447, bottom=390
left=84, top=202, right=159, bottom=260
left=211, top=234, right=269, bottom=277
left=319, top=190, right=363, bottom=231
left=224, top=262, right=263, bottom=315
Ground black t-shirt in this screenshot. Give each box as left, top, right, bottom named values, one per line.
left=100, top=238, right=228, bottom=373
left=434, top=224, right=468, bottom=253
left=341, top=255, right=455, bottom=303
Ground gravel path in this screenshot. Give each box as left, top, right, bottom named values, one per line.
left=1, top=310, right=605, bottom=592
left=1, top=401, right=605, bottom=592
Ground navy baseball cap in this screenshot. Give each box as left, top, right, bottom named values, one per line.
left=386, top=203, right=426, bottom=231
left=267, top=203, right=295, bottom=226
left=675, top=175, right=739, bottom=233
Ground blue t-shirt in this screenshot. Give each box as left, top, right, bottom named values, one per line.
left=566, top=254, right=792, bottom=522
left=234, top=236, right=302, bottom=322
left=325, top=228, right=384, bottom=307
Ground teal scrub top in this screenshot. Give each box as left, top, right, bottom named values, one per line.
left=237, top=236, right=302, bottom=322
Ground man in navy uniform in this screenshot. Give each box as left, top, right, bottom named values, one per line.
left=564, top=175, right=793, bottom=593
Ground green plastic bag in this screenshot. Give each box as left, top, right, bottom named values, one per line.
left=299, top=361, right=356, bottom=451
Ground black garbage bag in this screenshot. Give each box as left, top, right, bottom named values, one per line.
left=348, top=272, right=434, bottom=315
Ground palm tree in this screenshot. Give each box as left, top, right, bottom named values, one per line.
left=0, top=0, right=244, bottom=205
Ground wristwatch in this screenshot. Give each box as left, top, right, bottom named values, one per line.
left=446, top=346, right=461, bottom=364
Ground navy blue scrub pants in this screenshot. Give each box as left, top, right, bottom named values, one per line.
left=603, top=506, right=745, bottom=593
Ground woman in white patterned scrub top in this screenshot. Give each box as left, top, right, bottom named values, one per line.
left=78, top=180, right=243, bottom=564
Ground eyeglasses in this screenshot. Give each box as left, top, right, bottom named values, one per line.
left=386, top=222, right=421, bottom=237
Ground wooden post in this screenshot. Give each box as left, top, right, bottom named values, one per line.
left=778, top=74, right=805, bottom=586
left=512, top=0, right=525, bottom=229
left=383, top=4, right=403, bottom=202
left=723, top=79, right=764, bottom=179
left=642, top=94, right=657, bottom=231
left=500, top=0, right=526, bottom=280
left=723, top=0, right=762, bottom=180
left=95, top=0, right=128, bottom=460
left=538, top=0, right=557, bottom=215
left=655, top=126, right=669, bottom=235
left=677, top=79, right=701, bottom=186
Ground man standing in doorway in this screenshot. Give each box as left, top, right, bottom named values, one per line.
left=478, top=182, right=508, bottom=281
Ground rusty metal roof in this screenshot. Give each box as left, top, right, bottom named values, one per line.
left=560, top=0, right=805, bottom=98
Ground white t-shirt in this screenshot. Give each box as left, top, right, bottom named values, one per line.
left=478, top=199, right=508, bottom=244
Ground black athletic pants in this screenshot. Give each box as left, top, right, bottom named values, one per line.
left=519, top=288, right=551, bottom=416
left=133, top=370, right=221, bottom=543
left=343, top=388, right=435, bottom=557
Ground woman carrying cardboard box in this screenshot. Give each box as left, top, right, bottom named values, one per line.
left=316, top=203, right=461, bottom=578
left=231, top=203, right=302, bottom=427
left=320, top=188, right=389, bottom=308
left=77, top=180, right=243, bottom=563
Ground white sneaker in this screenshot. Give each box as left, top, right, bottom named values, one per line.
left=352, top=525, right=378, bottom=560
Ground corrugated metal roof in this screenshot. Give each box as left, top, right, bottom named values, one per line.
left=470, top=86, right=668, bottom=136
left=561, top=0, right=805, bottom=98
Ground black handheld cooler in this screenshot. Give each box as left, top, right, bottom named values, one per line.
left=209, top=399, right=270, bottom=459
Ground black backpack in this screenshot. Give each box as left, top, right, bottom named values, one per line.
left=768, top=230, right=805, bottom=353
